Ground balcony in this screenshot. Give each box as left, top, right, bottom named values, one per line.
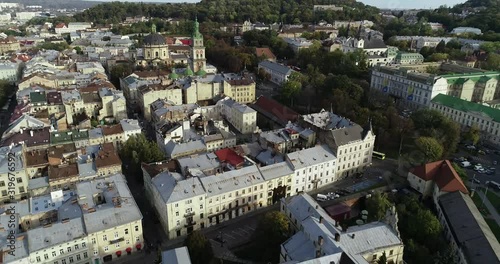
left=184, top=220, right=196, bottom=227
left=184, top=211, right=195, bottom=217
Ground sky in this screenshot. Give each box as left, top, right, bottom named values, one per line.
left=358, top=0, right=465, bottom=9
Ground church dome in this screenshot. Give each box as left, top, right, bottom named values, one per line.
left=196, top=69, right=206, bottom=76
left=184, top=67, right=194, bottom=76
left=143, top=33, right=166, bottom=46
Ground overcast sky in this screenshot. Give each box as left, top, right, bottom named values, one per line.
left=358, top=0, right=465, bottom=9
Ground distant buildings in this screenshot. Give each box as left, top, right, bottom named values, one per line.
left=370, top=64, right=500, bottom=109
left=313, top=5, right=343, bottom=11
left=0, top=35, right=19, bottom=54
left=451, top=27, right=482, bottom=35
left=430, top=94, right=500, bottom=145
left=55, top=22, right=92, bottom=35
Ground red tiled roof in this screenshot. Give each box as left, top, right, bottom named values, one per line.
left=215, top=148, right=244, bottom=167
left=179, top=39, right=192, bottom=46
left=55, top=23, right=66, bottom=29
left=410, top=160, right=469, bottom=194
left=255, top=48, right=276, bottom=60
left=251, top=96, right=299, bottom=125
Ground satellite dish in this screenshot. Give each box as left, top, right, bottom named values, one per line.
left=356, top=220, right=364, bottom=226
left=361, top=210, right=368, bottom=215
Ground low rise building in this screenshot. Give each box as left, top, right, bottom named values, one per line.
left=258, top=61, right=294, bottom=85
left=0, top=36, right=19, bottom=54
left=300, top=110, right=375, bottom=179
left=218, top=97, right=257, bottom=134
left=0, top=62, right=19, bottom=83
left=138, top=83, right=182, bottom=120
left=280, top=193, right=404, bottom=264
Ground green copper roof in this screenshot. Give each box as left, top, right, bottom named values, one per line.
left=30, top=91, right=47, bottom=103
left=196, top=69, right=206, bottom=76
left=169, top=68, right=179, bottom=79
left=185, top=67, right=194, bottom=76
left=193, top=17, right=202, bottom=39
left=431, top=94, right=500, bottom=122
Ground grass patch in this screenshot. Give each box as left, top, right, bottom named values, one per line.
left=485, top=191, right=500, bottom=214
left=471, top=191, right=489, bottom=216
left=484, top=218, right=500, bottom=242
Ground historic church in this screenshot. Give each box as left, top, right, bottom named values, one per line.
left=135, top=18, right=206, bottom=75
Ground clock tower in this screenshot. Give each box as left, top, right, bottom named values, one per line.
left=190, top=17, right=206, bottom=75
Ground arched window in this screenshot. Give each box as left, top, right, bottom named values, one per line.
left=155, top=51, right=159, bottom=57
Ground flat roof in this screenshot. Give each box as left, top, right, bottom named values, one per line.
left=77, top=174, right=142, bottom=233
left=161, top=246, right=192, bottom=264
left=27, top=217, right=86, bottom=252
left=287, top=145, right=336, bottom=170
left=199, top=165, right=264, bottom=197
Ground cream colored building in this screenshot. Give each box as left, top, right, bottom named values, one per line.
left=77, top=174, right=144, bottom=263
left=218, top=97, right=257, bottom=134
left=0, top=144, right=30, bottom=203
left=143, top=160, right=294, bottom=240
left=300, top=110, right=375, bottom=179
left=222, top=76, right=256, bottom=104
left=430, top=94, right=500, bottom=145
left=0, top=36, right=20, bottom=54
left=138, top=84, right=182, bottom=120
left=280, top=193, right=404, bottom=264
left=98, top=88, right=127, bottom=121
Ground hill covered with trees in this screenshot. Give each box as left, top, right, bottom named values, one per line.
left=71, top=0, right=380, bottom=25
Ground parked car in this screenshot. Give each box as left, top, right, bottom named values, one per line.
left=478, top=168, right=486, bottom=174
left=486, top=170, right=495, bottom=175
left=466, top=145, right=477, bottom=150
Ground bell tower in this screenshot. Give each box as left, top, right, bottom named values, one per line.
left=190, top=16, right=206, bottom=73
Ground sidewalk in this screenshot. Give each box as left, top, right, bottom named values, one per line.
left=476, top=191, right=500, bottom=224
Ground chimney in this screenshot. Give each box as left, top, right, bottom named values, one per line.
left=319, top=216, right=323, bottom=224
left=315, top=250, right=321, bottom=258
left=351, top=234, right=355, bottom=239
left=334, top=233, right=340, bottom=242
left=30, top=130, right=34, bottom=137
left=318, top=236, right=324, bottom=246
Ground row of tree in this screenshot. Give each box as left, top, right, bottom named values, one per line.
left=118, top=134, right=165, bottom=183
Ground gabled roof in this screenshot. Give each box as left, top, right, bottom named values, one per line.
left=251, top=96, right=299, bottom=126
left=255, top=47, right=276, bottom=60
left=258, top=61, right=293, bottom=75
left=410, top=160, right=468, bottom=194
left=215, top=148, right=244, bottom=167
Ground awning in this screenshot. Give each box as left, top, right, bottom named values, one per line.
left=136, top=244, right=142, bottom=250
left=116, top=251, right=122, bottom=256
left=126, top=247, right=132, bottom=253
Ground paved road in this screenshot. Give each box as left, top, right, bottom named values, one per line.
left=453, top=148, right=500, bottom=185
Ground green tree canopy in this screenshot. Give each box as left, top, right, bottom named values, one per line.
left=119, top=134, right=165, bottom=182
left=366, top=193, right=392, bottom=221
left=411, top=109, right=460, bottom=156
left=184, top=231, right=214, bottom=264
left=415, top=137, right=444, bottom=163
left=464, top=124, right=481, bottom=145
left=252, top=211, right=290, bottom=263
left=0, top=80, right=15, bottom=108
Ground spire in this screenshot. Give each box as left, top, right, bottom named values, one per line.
left=193, top=16, right=202, bottom=38
left=151, top=23, right=157, bottom=34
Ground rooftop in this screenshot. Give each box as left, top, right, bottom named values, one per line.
left=439, top=191, right=500, bottom=264
left=287, top=145, right=336, bottom=170
left=102, top=124, right=124, bottom=136
left=410, top=160, right=469, bottom=194
left=251, top=96, right=299, bottom=126
left=200, top=165, right=264, bottom=197
left=177, top=153, right=221, bottom=177
left=151, top=171, right=205, bottom=203
left=27, top=217, right=86, bottom=253
left=48, top=164, right=79, bottom=181
left=0, top=144, right=24, bottom=174
left=215, top=148, right=245, bottom=168
left=431, top=93, right=500, bottom=123
left=161, top=246, right=192, bottom=264
left=76, top=173, right=142, bottom=233
left=302, top=109, right=354, bottom=130
left=258, top=61, right=293, bottom=75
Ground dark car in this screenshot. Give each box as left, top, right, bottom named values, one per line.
left=487, top=170, right=495, bottom=175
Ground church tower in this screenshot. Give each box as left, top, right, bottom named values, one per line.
left=191, top=17, right=206, bottom=74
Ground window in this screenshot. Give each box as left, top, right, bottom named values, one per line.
left=135, top=225, right=139, bottom=231
left=82, top=242, right=86, bottom=248
left=93, top=250, right=98, bottom=256
left=114, top=232, right=119, bottom=238
left=60, top=249, right=64, bottom=254
left=84, top=252, right=88, bottom=258
left=36, top=256, right=41, bottom=262
left=390, top=250, right=394, bottom=255
left=69, top=256, right=74, bottom=263
left=76, top=254, right=81, bottom=261
left=176, top=212, right=179, bottom=216
left=103, top=235, right=107, bottom=241
left=54, top=261, right=58, bottom=264
left=104, top=246, right=109, bottom=252
left=116, top=243, right=120, bottom=248
left=67, top=246, right=72, bottom=252
left=91, top=238, right=96, bottom=244
left=52, top=251, right=56, bottom=257
left=44, top=253, right=49, bottom=260
left=75, top=244, right=79, bottom=250
left=125, top=229, right=129, bottom=235
left=62, top=260, right=66, bottom=264
left=372, top=254, right=377, bottom=261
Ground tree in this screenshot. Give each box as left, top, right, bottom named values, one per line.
left=119, top=134, right=165, bottom=182
left=427, top=53, right=449, bottom=62
left=483, top=53, right=500, bottom=71
left=415, top=137, right=444, bottom=163
left=0, top=80, right=15, bottom=108
left=425, top=65, right=440, bottom=74
left=282, top=72, right=304, bottom=105
left=436, top=40, right=446, bottom=53
left=377, top=252, right=387, bottom=264
left=451, top=162, right=469, bottom=182
left=464, top=124, right=481, bottom=145
left=366, top=193, right=391, bottom=221
left=252, top=211, right=290, bottom=263
left=434, top=246, right=458, bottom=264
left=109, top=64, right=133, bottom=89
left=184, top=231, right=214, bottom=264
